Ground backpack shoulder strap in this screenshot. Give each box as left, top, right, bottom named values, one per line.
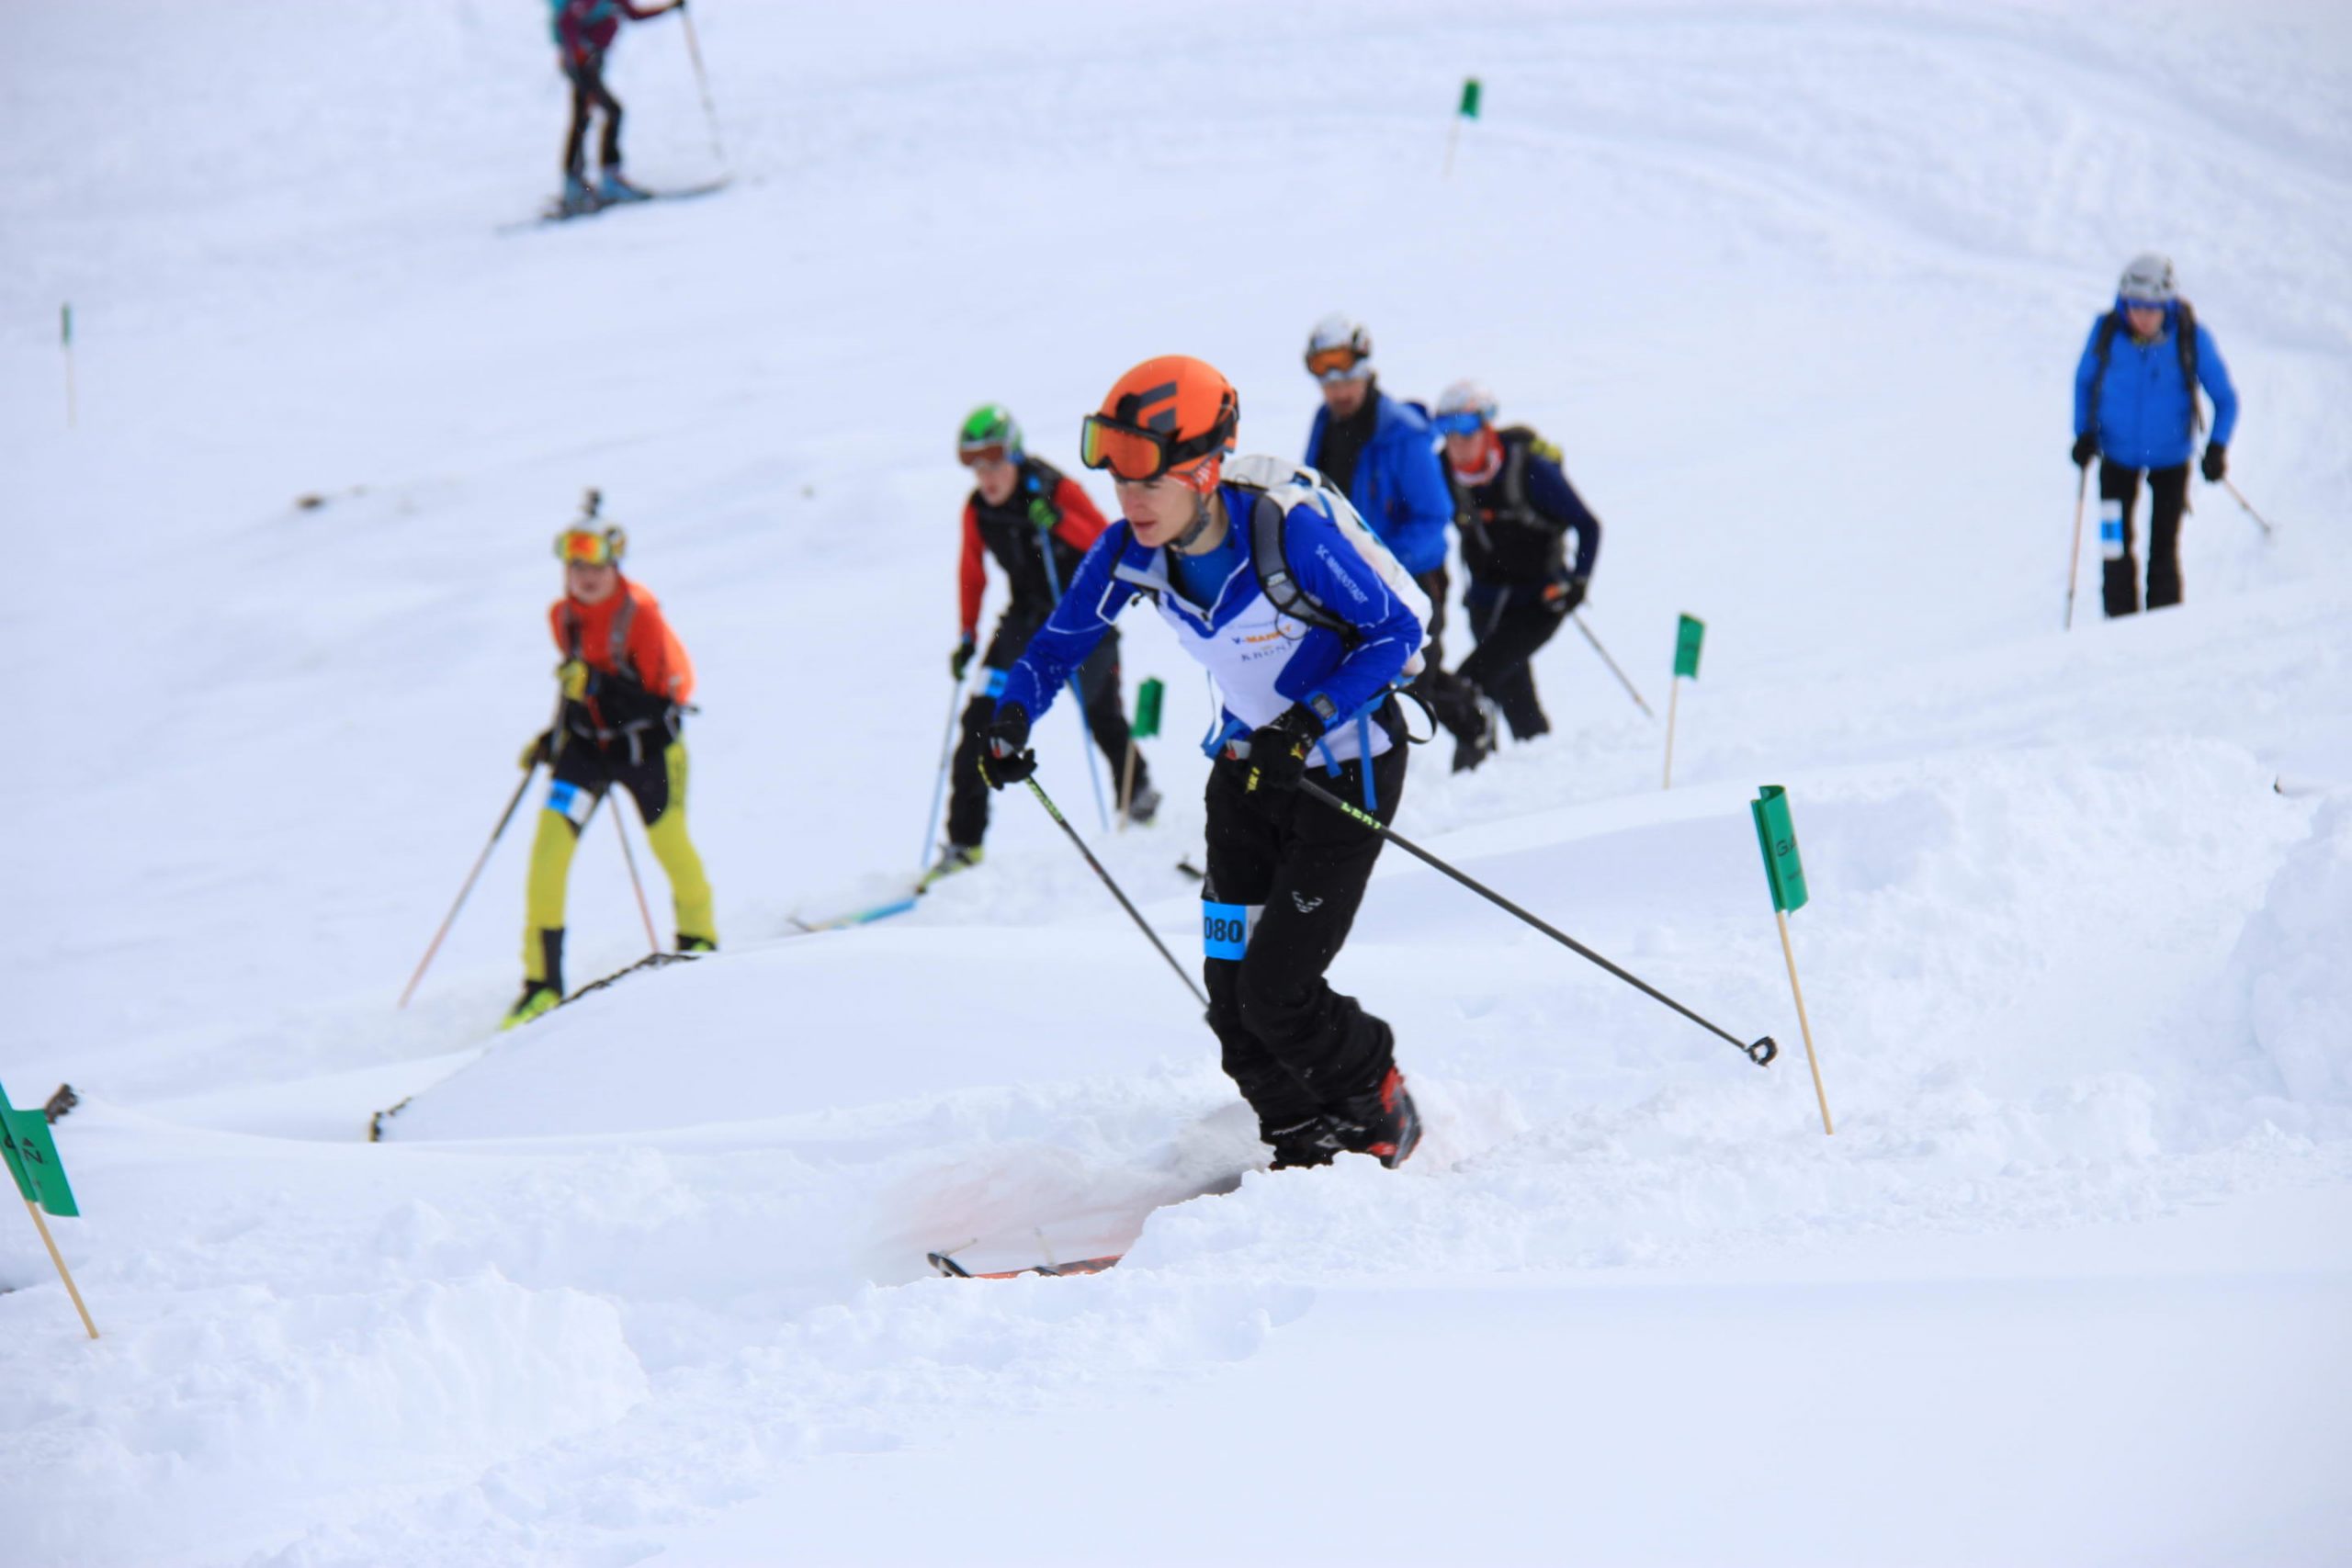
left=2176, top=302, right=2203, bottom=433
left=1249, top=490, right=1353, bottom=640
left=2086, top=310, right=2123, bottom=434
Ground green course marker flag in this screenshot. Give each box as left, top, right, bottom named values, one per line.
left=0, top=1078, right=97, bottom=1336
left=1663, top=614, right=1706, bottom=788
left=1118, top=677, right=1166, bottom=828
left=1445, top=77, right=1483, bottom=175
left=1674, top=614, right=1706, bottom=679
left=0, top=1082, right=76, bottom=1217
left=1749, top=789, right=1833, bottom=1134
left=1749, top=785, right=1809, bottom=915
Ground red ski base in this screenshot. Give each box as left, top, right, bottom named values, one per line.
left=928, top=1251, right=1123, bottom=1280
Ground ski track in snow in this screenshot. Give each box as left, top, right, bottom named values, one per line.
left=5, top=2, right=2350, bottom=1563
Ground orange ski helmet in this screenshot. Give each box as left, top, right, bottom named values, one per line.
left=1080, top=355, right=1239, bottom=494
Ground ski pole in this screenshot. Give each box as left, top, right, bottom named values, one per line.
left=1570, top=612, right=1654, bottom=719
left=398, top=764, right=539, bottom=1008
left=1038, top=542, right=1111, bottom=833
left=676, top=3, right=727, bottom=170
left=2221, top=476, right=2277, bottom=539
left=919, top=673, right=965, bottom=874
left=1026, top=778, right=1206, bottom=1010
left=1296, top=779, right=1776, bottom=1066
left=610, top=794, right=662, bottom=954
left=2063, top=464, right=2089, bottom=631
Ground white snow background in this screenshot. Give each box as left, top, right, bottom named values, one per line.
left=6, top=1, right=2351, bottom=1563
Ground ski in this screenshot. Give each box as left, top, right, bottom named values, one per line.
left=928, top=1251, right=1124, bottom=1280
left=504, top=178, right=732, bottom=232
left=786, top=894, right=918, bottom=934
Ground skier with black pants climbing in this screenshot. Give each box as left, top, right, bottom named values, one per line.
left=932, top=404, right=1154, bottom=885
left=552, top=0, right=684, bottom=215
left=2071, top=253, right=2239, bottom=618
left=1430, top=380, right=1603, bottom=770
left=977, top=356, right=1430, bottom=1170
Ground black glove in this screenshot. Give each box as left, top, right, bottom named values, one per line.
left=950, top=635, right=976, bottom=682
left=1236, top=705, right=1324, bottom=794
left=519, top=729, right=554, bottom=770
left=2071, top=431, right=2098, bottom=468
left=2201, top=444, right=2227, bottom=483
left=976, top=703, right=1035, bottom=789
left=1546, top=575, right=1588, bottom=615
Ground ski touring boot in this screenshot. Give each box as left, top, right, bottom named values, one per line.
left=556, top=173, right=601, bottom=218
left=596, top=165, right=651, bottom=204
left=920, top=842, right=984, bottom=890
left=501, top=979, right=562, bottom=1031
left=1263, top=1113, right=1345, bottom=1170
left=1332, top=1067, right=1422, bottom=1168
left=1124, top=781, right=1162, bottom=828
left=677, top=933, right=717, bottom=954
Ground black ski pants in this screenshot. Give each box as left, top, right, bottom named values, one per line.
left=562, top=56, right=624, bottom=177
left=2100, top=460, right=2188, bottom=617
left=1459, top=584, right=1568, bottom=739
left=1201, top=737, right=1407, bottom=1135
left=947, top=617, right=1143, bottom=849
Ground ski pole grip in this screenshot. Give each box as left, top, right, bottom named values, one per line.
left=1746, top=1036, right=1778, bottom=1067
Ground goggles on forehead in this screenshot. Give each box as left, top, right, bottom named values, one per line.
left=957, top=443, right=1014, bottom=468
left=1431, top=410, right=1489, bottom=437
left=1304, top=344, right=1371, bottom=382
left=2120, top=297, right=2167, bottom=311
left=554, top=525, right=627, bottom=566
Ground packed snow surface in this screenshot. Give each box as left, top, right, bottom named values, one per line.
left=6, top=1, right=2350, bottom=1563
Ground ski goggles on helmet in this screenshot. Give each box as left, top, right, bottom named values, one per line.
left=1304, top=344, right=1372, bottom=382
left=1431, top=409, right=1489, bottom=437
left=554, top=525, right=627, bottom=566
left=1080, top=413, right=1225, bottom=483
left=957, top=442, right=1015, bottom=468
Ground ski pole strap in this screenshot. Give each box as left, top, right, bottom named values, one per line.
left=1295, top=779, right=1776, bottom=1067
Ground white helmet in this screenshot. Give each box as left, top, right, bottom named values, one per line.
left=1433, top=379, right=1498, bottom=433
left=2118, top=253, right=2177, bottom=305
left=1304, top=312, right=1374, bottom=382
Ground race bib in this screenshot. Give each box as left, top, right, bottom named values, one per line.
left=1203, top=900, right=1261, bottom=960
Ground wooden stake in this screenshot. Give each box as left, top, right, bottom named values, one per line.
left=1662, top=677, right=1680, bottom=789
left=1774, top=909, right=1834, bottom=1135
left=1116, top=741, right=1137, bottom=832
left=24, top=1201, right=97, bottom=1338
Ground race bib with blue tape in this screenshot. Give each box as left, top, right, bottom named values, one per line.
left=547, top=778, right=595, bottom=827
left=1203, top=900, right=1261, bottom=960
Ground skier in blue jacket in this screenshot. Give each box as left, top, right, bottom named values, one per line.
left=978, top=355, right=1429, bottom=1171
left=1302, top=313, right=1476, bottom=739
left=2071, top=254, right=2240, bottom=617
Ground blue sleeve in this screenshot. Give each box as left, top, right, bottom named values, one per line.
left=1393, top=434, right=1454, bottom=540
left=1526, top=457, right=1602, bottom=580
left=1282, top=501, right=1423, bottom=723
left=995, top=525, right=1132, bottom=721
left=2197, top=323, right=2239, bottom=446
left=2073, top=318, right=2105, bottom=436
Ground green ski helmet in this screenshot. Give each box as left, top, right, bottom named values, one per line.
left=956, top=403, right=1023, bottom=467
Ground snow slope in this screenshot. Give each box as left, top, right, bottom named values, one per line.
left=5, top=2, right=2350, bottom=1563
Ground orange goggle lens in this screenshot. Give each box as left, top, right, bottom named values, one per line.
left=1304, top=344, right=1368, bottom=380
left=957, top=443, right=1012, bottom=468
left=1079, top=414, right=1172, bottom=481
left=555, top=527, right=622, bottom=566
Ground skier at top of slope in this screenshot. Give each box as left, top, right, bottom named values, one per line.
left=550, top=0, right=686, bottom=216
left=975, top=355, right=1430, bottom=1170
